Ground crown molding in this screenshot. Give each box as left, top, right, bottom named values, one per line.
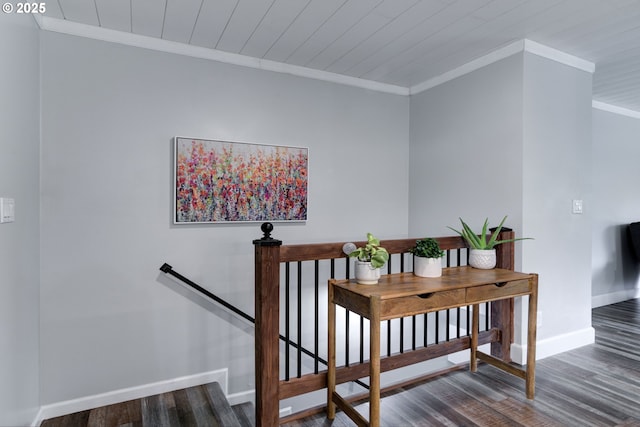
left=523, top=39, right=595, bottom=73
left=35, top=17, right=639, bottom=117
left=593, top=100, right=640, bottom=119
left=409, top=40, right=525, bottom=95
left=35, top=16, right=409, bottom=96
left=410, top=39, right=595, bottom=95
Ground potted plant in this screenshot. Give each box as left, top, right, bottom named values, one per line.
left=409, top=238, right=445, bottom=277
left=448, top=216, right=532, bottom=269
left=348, top=233, right=389, bottom=284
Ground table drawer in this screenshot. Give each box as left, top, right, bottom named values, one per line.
left=466, top=279, right=531, bottom=303
left=380, top=289, right=466, bottom=319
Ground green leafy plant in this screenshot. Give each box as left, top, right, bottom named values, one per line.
left=349, top=233, right=389, bottom=268
left=409, top=238, right=445, bottom=258
left=447, top=216, right=532, bottom=250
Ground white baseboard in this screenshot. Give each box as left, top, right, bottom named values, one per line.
left=34, top=368, right=228, bottom=426
left=592, top=288, right=640, bottom=308
left=447, top=327, right=595, bottom=366
left=227, top=388, right=254, bottom=406
left=226, top=388, right=294, bottom=418
left=511, top=327, right=595, bottom=364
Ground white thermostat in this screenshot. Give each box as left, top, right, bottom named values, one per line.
left=0, top=198, right=15, bottom=223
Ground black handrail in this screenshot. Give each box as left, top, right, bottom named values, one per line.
left=160, top=263, right=254, bottom=324
left=159, top=262, right=344, bottom=383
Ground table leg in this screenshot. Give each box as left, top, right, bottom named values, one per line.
left=471, top=304, right=479, bottom=372
left=526, top=275, right=538, bottom=399
left=369, top=296, right=381, bottom=427
left=327, top=281, right=336, bottom=419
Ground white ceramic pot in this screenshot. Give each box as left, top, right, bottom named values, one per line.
left=469, top=249, right=497, bottom=269
left=413, top=256, right=442, bottom=277
left=354, top=260, right=381, bottom=285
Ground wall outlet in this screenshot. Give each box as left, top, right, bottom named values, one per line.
left=536, top=311, right=542, bottom=328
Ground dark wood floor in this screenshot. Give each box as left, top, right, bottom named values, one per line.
left=283, top=298, right=640, bottom=427
left=41, top=299, right=640, bottom=426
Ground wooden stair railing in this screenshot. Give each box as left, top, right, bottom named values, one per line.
left=254, top=223, right=516, bottom=426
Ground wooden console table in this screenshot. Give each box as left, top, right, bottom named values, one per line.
left=327, top=267, right=538, bottom=427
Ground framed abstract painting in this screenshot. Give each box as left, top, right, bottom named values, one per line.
left=174, top=137, right=308, bottom=224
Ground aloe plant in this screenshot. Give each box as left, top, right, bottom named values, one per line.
left=447, top=216, right=532, bottom=250
left=349, top=233, right=389, bottom=268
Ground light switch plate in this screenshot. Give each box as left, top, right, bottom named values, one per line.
left=0, top=198, right=15, bottom=223
left=572, top=199, right=583, bottom=214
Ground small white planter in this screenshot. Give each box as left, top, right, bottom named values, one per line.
left=413, top=256, right=442, bottom=278
left=354, top=260, right=381, bottom=285
left=469, top=249, right=497, bottom=269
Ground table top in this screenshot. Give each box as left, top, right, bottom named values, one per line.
left=330, top=267, right=535, bottom=300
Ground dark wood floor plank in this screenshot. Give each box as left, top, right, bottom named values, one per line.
left=141, top=392, right=181, bottom=427
left=104, top=399, right=141, bottom=427
left=489, top=397, right=561, bottom=427
left=41, top=410, right=91, bottom=427
left=185, top=385, right=221, bottom=426
left=232, top=402, right=255, bottom=427
left=378, top=390, right=449, bottom=427
left=203, top=383, right=242, bottom=427
left=423, top=376, right=520, bottom=427
left=41, top=298, right=640, bottom=427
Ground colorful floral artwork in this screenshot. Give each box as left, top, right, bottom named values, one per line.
left=174, top=137, right=308, bottom=223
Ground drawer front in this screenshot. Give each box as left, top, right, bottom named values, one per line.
left=380, top=289, right=466, bottom=319
left=466, top=279, right=531, bottom=303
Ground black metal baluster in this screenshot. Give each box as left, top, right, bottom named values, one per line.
left=424, top=313, right=428, bottom=347
left=345, top=308, right=350, bottom=366
left=387, top=320, right=392, bottom=356
left=344, top=256, right=352, bottom=366
left=360, top=316, right=364, bottom=363
left=485, top=302, right=490, bottom=331
left=345, top=256, right=350, bottom=279
left=297, top=261, right=302, bottom=378
left=446, top=309, right=450, bottom=341
left=412, top=316, right=416, bottom=350
left=285, top=262, right=290, bottom=381
left=314, top=260, right=319, bottom=374
left=400, top=318, right=405, bottom=353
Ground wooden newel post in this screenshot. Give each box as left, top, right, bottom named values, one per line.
left=491, top=227, right=515, bottom=361
left=494, top=227, right=515, bottom=271
left=253, top=222, right=282, bottom=427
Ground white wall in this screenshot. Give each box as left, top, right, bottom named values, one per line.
left=410, top=51, right=595, bottom=362
left=409, top=54, right=524, bottom=258
left=39, top=32, right=409, bottom=405
left=591, top=108, right=640, bottom=306
left=409, top=54, right=524, bottom=243
left=521, top=53, right=594, bottom=355
left=0, top=13, right=41, bottom=426
left=10, top=19, right=639, bottom=417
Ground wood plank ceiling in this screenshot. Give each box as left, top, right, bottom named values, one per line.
left=42, top=0, right=640, bottom=113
